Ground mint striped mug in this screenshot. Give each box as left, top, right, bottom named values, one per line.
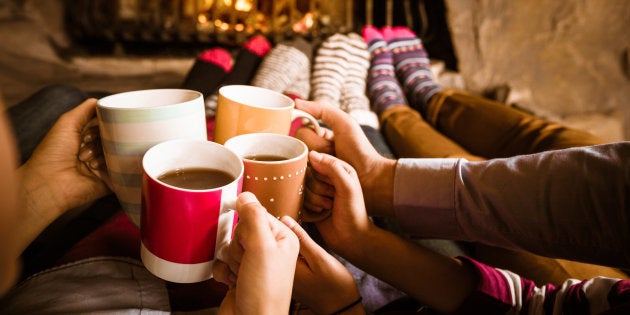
left=96, top=89, right=207, bottom=227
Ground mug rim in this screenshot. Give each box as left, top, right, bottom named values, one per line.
left=143, top=139, right=244, bottom=192
left=223, top=133, right=308, bottom=164
left=97, top=89, right=202, bottom=110
left=218, top=85, right=294, bottom=110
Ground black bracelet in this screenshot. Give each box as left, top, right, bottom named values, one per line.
left=330, top=296, right=363, bottom=315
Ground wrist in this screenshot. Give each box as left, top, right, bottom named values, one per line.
left=17, top=164, right=66, bottom=221
left=328, top=295, right=364, bottom=315
left=361, top=158, right=396, bottom=217
left=337, top=223, right=381, bottom=265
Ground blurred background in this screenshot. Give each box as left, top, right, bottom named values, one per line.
left=1, top=0, right=628, bottom=141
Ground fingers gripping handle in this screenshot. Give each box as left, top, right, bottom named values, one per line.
left=292, top=109, right=324, bottom=137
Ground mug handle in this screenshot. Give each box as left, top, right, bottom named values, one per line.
left=292, top=109, right=324, bottom=137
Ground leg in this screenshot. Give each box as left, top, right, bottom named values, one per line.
left=8, top=84, right=89, bottom=164
left=426, top=89, right=606, bottom=158
left=365, top=26, right=627, bottom=284
left=380, top=106, right=484, bottom=161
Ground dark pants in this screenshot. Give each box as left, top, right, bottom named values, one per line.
left=8, top=84, right=119, bottom=280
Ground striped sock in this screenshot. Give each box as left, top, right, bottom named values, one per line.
left=251, top=37, right=311, bottom=96
left=340, top=32, right=379, bottom=129
left=383, top=26, right=441, bottom=114
left=310, top=33, right=350, bottom=108
left=283, top=37, right=314, bottom=100
left=363, top=25, right=407, bottom=116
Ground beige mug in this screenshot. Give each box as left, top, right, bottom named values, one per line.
left=213, top=85, right=322, bottom=144
left=97, top=89, right=207, bottom=227
left=224, top=133, right=308, bottom=221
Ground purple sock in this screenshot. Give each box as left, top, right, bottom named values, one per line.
left=383, top=26, right=441, bottom=115
left=363, top=26, right=407, bottom=116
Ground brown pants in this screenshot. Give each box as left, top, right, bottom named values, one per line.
left=379, top=89, right=627, bottom=285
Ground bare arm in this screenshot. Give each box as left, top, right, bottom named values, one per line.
left=14, top=99, right=111, bottom=254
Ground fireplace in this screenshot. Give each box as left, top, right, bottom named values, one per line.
left=65, top=0, right=458, bottom=70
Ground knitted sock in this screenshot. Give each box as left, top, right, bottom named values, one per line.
left=251, top=37, right=312, bottom=96
left=181, top=47, right=233, bottom=98
left=310, top=33, right=350, bottom=108
left=382, top=26, right=441, bottom=115
left=363, top=26, right=407, bottom=116
left=283, top=37, right=315, bottom=100
left=340, top=32, right=379, bottom=129
left=223, top=35, right=271, bottom=86
left=204, top=35, right=271, bottom=115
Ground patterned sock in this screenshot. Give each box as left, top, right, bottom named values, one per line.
left=363, top=25, right=408, bottom=116
left=340, top=32, right=379, bottom=129
left=181, top=47, right=233, bottom=99
left=383, top=26, right=441, bottom=115
left=310, top=33, right=350, bottom=108
left=251, top=37, right=311, bottom=96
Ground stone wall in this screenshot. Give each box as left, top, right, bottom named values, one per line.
left=445, top=0, right=630, bottom=141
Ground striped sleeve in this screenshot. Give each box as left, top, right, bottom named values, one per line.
left=453, top=256, right=630, bottom=314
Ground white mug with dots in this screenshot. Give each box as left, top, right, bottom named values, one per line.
left=224, top=133, right=308, bottom=221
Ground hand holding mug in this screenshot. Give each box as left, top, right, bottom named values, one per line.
left=213, top=192, right=299, bottom=315
left=294, top=99, right=397, bottom=218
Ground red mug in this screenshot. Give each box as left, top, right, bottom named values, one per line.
left=140, top=139, right=243, bottom=283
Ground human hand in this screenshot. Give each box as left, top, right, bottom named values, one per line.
left=213, top=192, right=299, bottom=315
left=19, top=98, right=112, bottom=217
left=303, top=150, right=375, bottom=262
left=281, top=215, right=364, bottom=315
left=294, top=99, right=397, bottom=217
left=78, top=112, right=112, bottom=191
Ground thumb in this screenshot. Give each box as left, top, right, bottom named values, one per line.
left=308, top=151, right=360, bottom=200
left=68, top=98, right=98, bottom=129
left=280, top=216, right=328, bottom=265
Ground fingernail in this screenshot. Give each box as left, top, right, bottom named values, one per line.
left=89, top=159, right=100, bottom=169
left=78, top=149, right=93, bottom=161
left=83, top=134, right=93, bottom=143
left=309, top=150, right=322, bottom=162
left=238, top=191, right=258, bottom=204
left=280, top=215, right=297, bottom=228
left=228, top=273, right=237, bottom=284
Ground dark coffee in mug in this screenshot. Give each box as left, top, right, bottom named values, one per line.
left=243, top=154, right=288, bottom=162
left=157, top=167, right=235, bottom=190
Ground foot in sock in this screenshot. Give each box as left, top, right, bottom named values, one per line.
left=340, top=32, right=379, bottom=129
left=382, top=26, right=441, bottom=114
left=204, top=35, right=271, bottom=115
left=251, top=37, right=312, bottom=97
left=362, top=25, right=408, bottom=117
left=222, top=35, right=271, bottom=87
left=310, top=33, right=350, bottom=108
left=181, top=47, right=233, bottom=98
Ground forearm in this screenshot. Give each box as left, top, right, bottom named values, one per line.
left=361, top=158, right=396, bottom=217
left=15, top=165, right=67, bottom=254
left=394, top=142, right=630, bottom=268
left=343, top=226, right=476, bottom=313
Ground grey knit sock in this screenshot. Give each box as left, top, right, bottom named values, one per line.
left=251, top=37, right=312, bottom=96
left=340, top=32, right=379, bottom=129
left=310, top=33, right=350, bottom=107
